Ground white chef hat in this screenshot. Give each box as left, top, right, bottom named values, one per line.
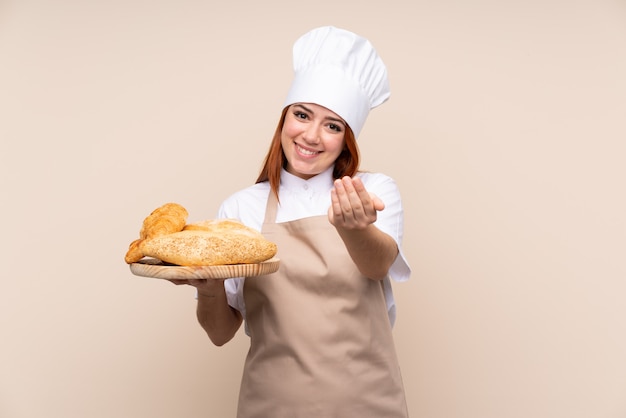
left=283, top=26, right=390, bottom=138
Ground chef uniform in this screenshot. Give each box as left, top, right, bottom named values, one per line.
left=220, top=26, right=411, bottom=417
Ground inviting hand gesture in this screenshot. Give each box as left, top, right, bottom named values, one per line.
left=328, top=176, right=385, bottom=230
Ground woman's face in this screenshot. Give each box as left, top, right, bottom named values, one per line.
left=281, top=103, right=346, bottom=180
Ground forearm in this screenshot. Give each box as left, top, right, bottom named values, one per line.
left=336, top=224, right=399, bottom=280
left=196, top=281, right=243, bottom=346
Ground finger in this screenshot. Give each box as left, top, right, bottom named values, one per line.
left=346, top=176, right=379, bottom=218
left=341, top=177, right=369, bottom=220
left=189, top=279, right=212, bottom=288
left=350, top=177, right=385, bottom=213
left=329, top=187, right=342, bottom=220
left=370, top=193, right=385, bottom=211
left=350, top=176, right=370, bottom=202
left=334, top=178, right=357, bottom=221
left=167, top=279, right=189, bottom=286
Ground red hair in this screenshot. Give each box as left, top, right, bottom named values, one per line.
left=255, top=106, right=360, bottom=200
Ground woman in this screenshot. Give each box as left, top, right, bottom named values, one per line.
left=181, top=26, right=410, bottom=417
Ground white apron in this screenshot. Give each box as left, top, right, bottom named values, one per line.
left=237, top=191, right=408, bottom=417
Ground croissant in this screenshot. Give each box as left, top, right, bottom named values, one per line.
left=124, top=202, right=188, bottom=263
left=140, top=203, right=188, bottom=239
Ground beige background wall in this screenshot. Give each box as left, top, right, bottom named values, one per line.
left=1, top=0, right=625, bottom=417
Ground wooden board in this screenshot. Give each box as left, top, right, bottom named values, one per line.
left=129, top=257, right=280, bottom=279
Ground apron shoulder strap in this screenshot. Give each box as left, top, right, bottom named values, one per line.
left=263, top=189, right=279, bottom=224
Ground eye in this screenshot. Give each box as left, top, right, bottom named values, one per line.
left=328, top=123, right=343, bottom=132
left=293, top=111, right=308, bottom=120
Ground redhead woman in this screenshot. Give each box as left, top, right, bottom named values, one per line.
left=175, top=26, right=411, bottom=417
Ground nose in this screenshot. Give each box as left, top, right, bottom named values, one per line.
left=302, top=123, right=321, bottom=144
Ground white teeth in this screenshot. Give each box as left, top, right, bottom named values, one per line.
left=297, top=144, right=318, bottom=155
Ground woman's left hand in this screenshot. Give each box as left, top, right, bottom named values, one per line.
left=328, top=176, right=385, bottom=230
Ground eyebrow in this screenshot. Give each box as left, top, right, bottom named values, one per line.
left=295, top=104, right=346, bottom=126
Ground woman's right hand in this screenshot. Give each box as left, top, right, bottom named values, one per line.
left=167, top=278, right=226, bottom=296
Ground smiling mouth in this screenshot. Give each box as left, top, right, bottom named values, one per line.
left=296, top=143, right=320, bottom=156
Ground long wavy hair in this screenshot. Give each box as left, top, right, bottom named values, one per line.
left=255, top=106, right=360, bottom=200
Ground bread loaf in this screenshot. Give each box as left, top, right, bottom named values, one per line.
left=125, top=203, right=277, bottom=266
left=140, top=221, right=277, bottom=266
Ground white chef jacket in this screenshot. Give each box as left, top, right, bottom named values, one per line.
left=216, top=166, right=411, bottom=330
